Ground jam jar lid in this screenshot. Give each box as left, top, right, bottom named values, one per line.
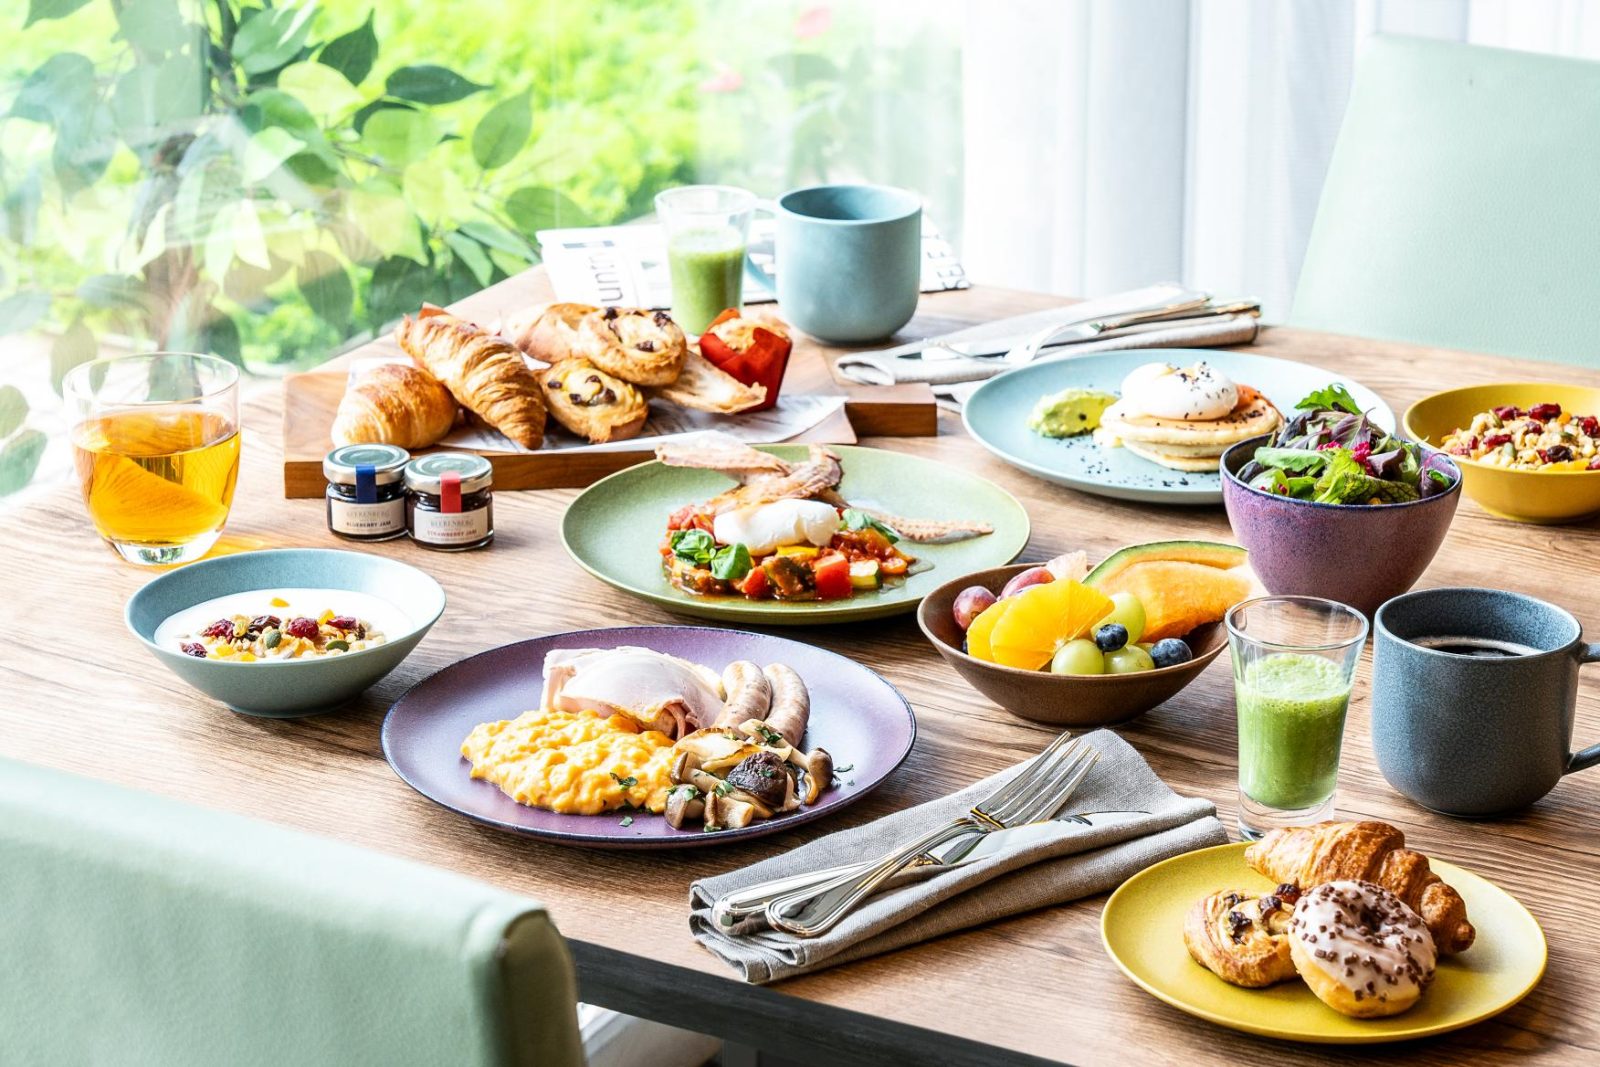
left=404, top=452, right=493, bottom=495
left=324, top=443, right=411, bottom=486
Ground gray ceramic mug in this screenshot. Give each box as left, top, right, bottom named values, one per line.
left=749, top=184, right=922, bottom=343
left=1372, top=587, right=1600, bottom=815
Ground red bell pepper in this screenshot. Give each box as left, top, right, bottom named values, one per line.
left=812, top=553, right=852, bottom=600
left=737, top=566, right=771, bottom=599
left=698, top=309, right=792, bottom=413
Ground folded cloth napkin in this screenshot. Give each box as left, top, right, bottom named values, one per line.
left=689, top=729, right=1228, bottom=983
left=835, top=312, right=1260, bottom=389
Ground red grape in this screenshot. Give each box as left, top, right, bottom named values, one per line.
left=951, top=586, right=998, bottom=631
left=999, top=566, right=1054, bottom=600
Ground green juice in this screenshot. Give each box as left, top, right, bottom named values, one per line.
left=1235, top=653, right=1352, bottom=810
left=667, top=227, right=745, bottom=335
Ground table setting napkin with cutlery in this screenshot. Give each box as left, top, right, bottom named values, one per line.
left=832, top=283, right=1260, bottom=394
left=688, top=729, right=1227, bottom=984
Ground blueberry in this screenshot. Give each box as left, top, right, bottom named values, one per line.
left=1150, top=638, right=1193, bottom=668
left=1094, top=623, right=1129, bottom=652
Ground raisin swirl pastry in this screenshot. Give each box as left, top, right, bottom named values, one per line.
left=537, top=359, right=648, bottom=444
left=1287, top=880, right=1437, bottom=1018
left=1183, top=884, right=1303, bottom=987
left=577, top=306, right=688, bottom=386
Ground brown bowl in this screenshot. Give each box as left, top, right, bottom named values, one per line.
left=916, top=563, right=1228, bottom=727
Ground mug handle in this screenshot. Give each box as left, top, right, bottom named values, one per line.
left=744, top=200, right=779, bottom=294
left=1567, top=642, right=1600, bottom=774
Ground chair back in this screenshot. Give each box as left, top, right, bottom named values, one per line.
left=0, top=758, right=585, bottom=1067
left=1292, top=36, right=1600, bottom=367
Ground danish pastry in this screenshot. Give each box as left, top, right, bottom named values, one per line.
left=1287, top=880, right=1436, bottom=1018
left=501, top=302, right=593, bottom=365
left=577, top=306, right=688, bottom=386
left=538, top=359, right=648, bottom=444
left=1183, top=885, right=1301, bottom=987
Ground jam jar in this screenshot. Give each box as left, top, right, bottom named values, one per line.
left=324, top=444, right=410, bottom=541
left=405, top=452, right=494, bottom=550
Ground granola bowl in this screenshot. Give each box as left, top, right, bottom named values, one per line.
left=125, top=548, right=445, bottom=718
left=1404, top=383, right=1600, bottom=524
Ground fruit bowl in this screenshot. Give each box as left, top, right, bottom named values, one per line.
left=1402, top=383, right=1600, bottom=524
left=917, top=563, right=1228, bottom=728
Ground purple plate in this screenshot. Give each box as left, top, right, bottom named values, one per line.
left=381, top=626, right=917, bottom=849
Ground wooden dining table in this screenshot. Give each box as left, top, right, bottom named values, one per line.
left=3, top=272, right=1597, bottom=1067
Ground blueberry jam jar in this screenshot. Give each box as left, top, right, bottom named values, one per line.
left=324, top=444, right=410, bottom=541
left=404, top=452, right=494, bottom=551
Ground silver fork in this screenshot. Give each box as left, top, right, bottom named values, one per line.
left=763, top=734, right=1099, bottom=938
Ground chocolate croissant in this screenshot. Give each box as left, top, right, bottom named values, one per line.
left=331, top=362, right=458, bottom=449
left=1244, top=820, right=1475, bottom=954
left=396, top=305, right=546, bottom=450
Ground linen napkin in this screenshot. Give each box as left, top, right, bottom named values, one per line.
left=834, top=312, right=1260, bottom=389
left=689, top=729, right=1227, bottom=984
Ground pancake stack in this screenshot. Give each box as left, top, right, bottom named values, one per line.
left=1096, top=368, right=1282, bottom=472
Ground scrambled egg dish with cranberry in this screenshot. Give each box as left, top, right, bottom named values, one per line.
left=461, top=708, right=675, bottom=815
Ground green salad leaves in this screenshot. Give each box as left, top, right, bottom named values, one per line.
left=1238, top=385, right=1457, bottom=505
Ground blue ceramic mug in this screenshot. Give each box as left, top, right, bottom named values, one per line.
left=1372, top=587, right=1600, bottom=815
left=750, top=184, right=922, bottom=343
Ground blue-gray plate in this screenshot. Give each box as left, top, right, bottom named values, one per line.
left=962, top=349, right=1394, bottom=505
left=125, top=548, right=446, bottom=718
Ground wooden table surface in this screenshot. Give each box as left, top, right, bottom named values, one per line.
left=3, top=276, right=1597, bottom=1067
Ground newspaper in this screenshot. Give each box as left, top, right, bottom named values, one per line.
left=537, top=217, right=969, bottom=308
left=347, top=357, right=847, bottom=455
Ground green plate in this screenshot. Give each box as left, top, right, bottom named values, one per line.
left=1101, top=842, right=1547, bottom=1044
left=561, top=444, right=1030, bottom=624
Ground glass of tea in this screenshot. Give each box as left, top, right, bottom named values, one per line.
left=65, top=352, right=241, bottom=565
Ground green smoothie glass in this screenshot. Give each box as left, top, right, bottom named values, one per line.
left=655, top=184, right=756, bottom=335
left=1226, top=596, right=1368, bottom=839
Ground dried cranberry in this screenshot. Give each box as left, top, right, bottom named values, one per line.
left=1528, top=402, right=1562, bottom=422
left=285, top=617, right=320, bottom=639
left=327, top=616, right=365, bottom=638
left=1447, top=443, right=1471, bottom=456
left=1540, top=445, right=1574, bottom=464
left=1589, top=457, right=1600, bottom=471
left=1492, top=405, right=1523, bottom=421
left=199, top=619, right=234, bottom=639
left=249, top=614, right=281, bottom=634
left=1482, top=433, right=1512, bottom=449
left=180, top=642, right=207, bottom=658
left=1582, top=416, right=1600, bottom=438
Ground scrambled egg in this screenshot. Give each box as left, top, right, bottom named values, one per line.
left=461, top=707, right=675, bottom=815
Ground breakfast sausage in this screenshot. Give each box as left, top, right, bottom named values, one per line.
left=716, top=660, right=771, bottom=728
left=761, top=663, right=810, bottom=746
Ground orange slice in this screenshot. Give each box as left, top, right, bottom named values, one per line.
left=988, top=578, right=1113, bottom=671
left=963, top=598, right=1013, bottom=662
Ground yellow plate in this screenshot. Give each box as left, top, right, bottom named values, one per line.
left=1404, top=382, right=1600, bottom=524
left=1101, top=842, right=1546, bottom=1044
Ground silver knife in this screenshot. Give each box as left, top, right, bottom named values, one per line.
left=709, top=810, right=1148, bottom=935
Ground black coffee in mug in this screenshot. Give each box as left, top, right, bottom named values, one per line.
left=1409, top=635, right=1540, bottom=658
left=1373, top=588, right=1600, bottom=816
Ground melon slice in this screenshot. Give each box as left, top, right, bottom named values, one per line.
left=1084, top=540, right=1248, bottom=589
left=1088, top=560, right=1254, bottom=642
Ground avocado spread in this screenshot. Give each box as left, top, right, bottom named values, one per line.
left=1026, top=388, right=1118, bottom=438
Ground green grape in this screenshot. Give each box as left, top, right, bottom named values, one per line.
left=1102, top=592, right=1146, bottom=644
left=1050, top=638, right=1105, bottom=676
left=1105, top=645, right=1156, bottom=675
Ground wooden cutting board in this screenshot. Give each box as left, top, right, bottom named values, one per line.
left=280, top=267, right=937, bottom=498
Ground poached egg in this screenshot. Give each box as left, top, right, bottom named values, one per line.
left=712, top=498, right=842, bottom=556
left=1118, top=361, right=1239, bottom=421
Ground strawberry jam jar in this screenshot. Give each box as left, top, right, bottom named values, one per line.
left=404, top=452, right=494, bottom=551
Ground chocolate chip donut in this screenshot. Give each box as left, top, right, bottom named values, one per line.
left=1287, top=880, right=1437, bottom=1018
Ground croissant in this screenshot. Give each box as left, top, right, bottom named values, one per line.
left=396, top=306, right=546, bottom=450
left=1243, top=820, right=1475, bottom=954
left=331, top=362, right=458, bottom=449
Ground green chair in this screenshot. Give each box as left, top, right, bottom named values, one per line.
left=0, top=758, right=584, bottom=1067
left=1291, top=36, right=1600, bottom=368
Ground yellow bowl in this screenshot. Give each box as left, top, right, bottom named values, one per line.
left=1404, top=383, right=1600, bottom=524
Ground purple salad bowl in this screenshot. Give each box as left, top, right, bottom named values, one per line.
left=1220, top=435, right=1462, bottom=618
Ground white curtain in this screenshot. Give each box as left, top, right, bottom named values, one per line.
left=960, top=0, right=1600, bottom=318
